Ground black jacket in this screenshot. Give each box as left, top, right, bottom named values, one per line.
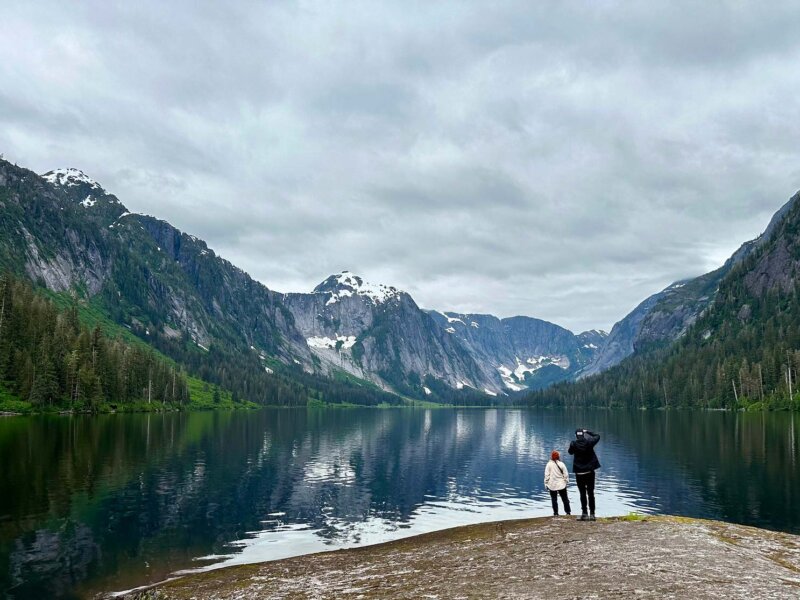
left=568, top=431, right=601, bottom=473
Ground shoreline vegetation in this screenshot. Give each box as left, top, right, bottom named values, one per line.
left=3, top=393, right=797, bottom=417
left=3, top=401, right=796, bottom=417
left=121, top=515, right=800, bottom=599
left=0, top=274, right=194, bottom=415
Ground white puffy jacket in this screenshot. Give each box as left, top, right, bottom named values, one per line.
left=544, top=460, right=569, bottom=491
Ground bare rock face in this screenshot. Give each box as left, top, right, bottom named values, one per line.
left=0, top=159, right=315, bottom=371
left=744, top=237, right=798, bottom=296
left=284, top=272, right=492, bottom=395
left=426, top=311, right=605, bottom=392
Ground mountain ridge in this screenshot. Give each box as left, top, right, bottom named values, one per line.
left=283, top=271, right=603, bottom=395
left=7, top=156, right=792, bottom=406
left=530, top=188, right=800, bottom=409
left=1, top=159, right=598, bottom=401
left=580, top=192, right=800, bottom=379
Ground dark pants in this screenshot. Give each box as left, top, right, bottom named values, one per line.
left=549, top=488, right=571, bottom=515
left=576, top=471, right=596, bottom=514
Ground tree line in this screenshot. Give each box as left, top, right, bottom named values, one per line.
left=0, top=274, right=189, bottom=410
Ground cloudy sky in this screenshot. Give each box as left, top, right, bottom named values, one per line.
left=2, top=1, right=799, bottom=332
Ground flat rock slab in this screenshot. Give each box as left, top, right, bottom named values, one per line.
left=125, top=516, right=800, bottom=600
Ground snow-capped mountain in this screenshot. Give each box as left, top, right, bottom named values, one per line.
left=313, top=272, right=401, bottom=305
left=284, top=272, right=491, bottom=395
left=427, top=311, right=606, bottom=392
left=284, top=272, right=606, bottom=396
left=42, top=167, right=103, bottom=190
left=40, top=167, right=125, bottom=218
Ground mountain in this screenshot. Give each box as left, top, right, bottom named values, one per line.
left=579, top=192, right=800, bottom=378
left=6, top=164, right=312, bottom=362
left=0, top=159, right=403, bottom=407
left=7, top=156, right=795, bottom=408
left=283, top=272, right=490, bottom=396
left=531, top=189, right=800, bottom=410
left=283, top=271, right=607, bottom=396
left=1, top=157, right=597, bottom=403
left=425, top=311, right=606, bottom=392
left=578, top=274, right=723, bottom=378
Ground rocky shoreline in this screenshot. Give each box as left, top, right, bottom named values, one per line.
left=121, top=515, right=800, bottom=599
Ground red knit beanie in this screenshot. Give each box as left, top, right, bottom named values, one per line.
left=551, top=450, right=560, bottom=461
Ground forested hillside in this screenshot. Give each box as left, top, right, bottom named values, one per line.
left=0, top=161, right=411, bottom=408
left=0, top=274, right=190, bottom=412
left=0, top=273, right=405, bottom=412
left=528, top=195, right=800, bottom=411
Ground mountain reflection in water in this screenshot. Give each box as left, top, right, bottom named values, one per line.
left=0, top=408, right=797, bottom=598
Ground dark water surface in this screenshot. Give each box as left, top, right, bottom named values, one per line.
left=1, top=408, right=798, bottom=598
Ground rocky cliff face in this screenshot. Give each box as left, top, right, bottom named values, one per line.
left=741, top=191, right=800, bottom=297
left=284, top=273, right=495, bottom=394
left=0, top=160, right=312, bottom=369
left=426, top=311, right=606, bottom=392
left=580, top=192, right=800, bottom=379
left=0, top=167, right=122, bottom=296
left=130, top=214, right=313, bottom=362
left=282, top=272, right=607, bottom=396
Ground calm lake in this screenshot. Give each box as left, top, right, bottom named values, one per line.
left=1, top=408, right=798, bottom=598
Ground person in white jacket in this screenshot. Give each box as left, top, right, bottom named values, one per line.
left=544, top=450, right=571, bottom=516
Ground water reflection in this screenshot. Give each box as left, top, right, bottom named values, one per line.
left=0, top=408, right=798, bottom=598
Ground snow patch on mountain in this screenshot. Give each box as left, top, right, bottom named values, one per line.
left=513, top=361, right=536, bottom=381
left=583, top=329, right=608, bottom=337
left=496, top=355, right=571, bottom=390
left=524, top=355, right=570, bottom=371
left=81, top=195, right=96, bottom=208
left=325, top=289, right=353, bottom=305
left=316, top=271, right=400, bottom=305
left=42, top=168, right=102, bottom=190
left=307, top=335, right=357, bottom=350
left=497, top=365, right=524, bottom=391
left=437, top=311, right=466, bottom=325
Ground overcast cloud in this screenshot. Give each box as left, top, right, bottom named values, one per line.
left=2, top=1, right=800, bottom=332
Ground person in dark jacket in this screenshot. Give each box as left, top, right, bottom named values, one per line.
left=568, top=428, right=600, bottom=521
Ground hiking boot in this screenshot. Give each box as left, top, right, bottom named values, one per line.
left=589, top=513, right=596, bottom=521
left=553, top=512, right=559, bottom=517
left=577, top=512, right=589, bottom=521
